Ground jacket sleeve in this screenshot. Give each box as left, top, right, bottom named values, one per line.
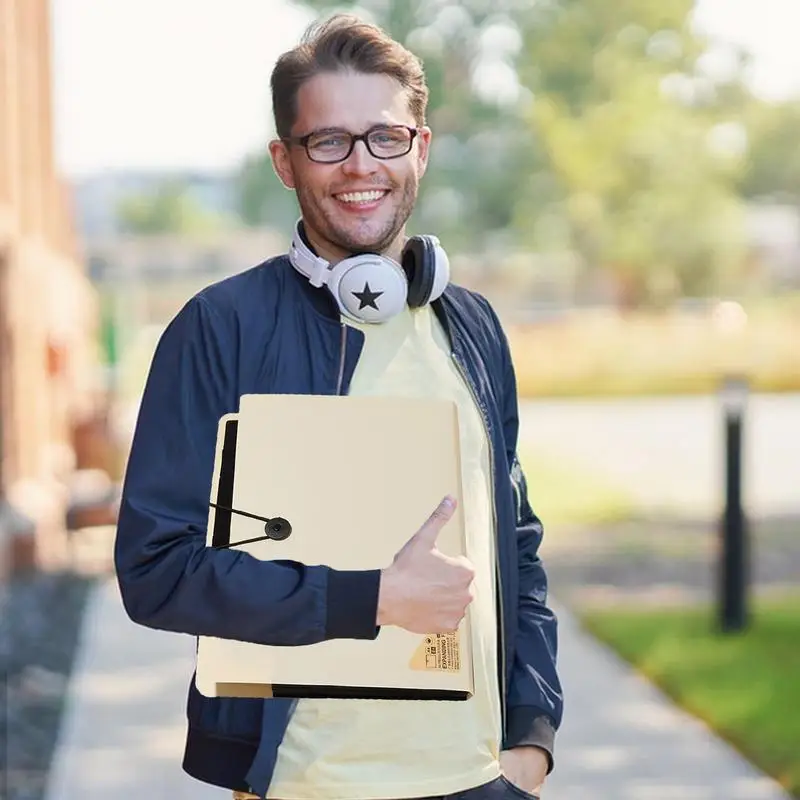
left=485, top=301, right=563, bottom=771
left=114, top=294, right=381, bottom=646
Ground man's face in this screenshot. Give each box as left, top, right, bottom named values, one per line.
left=270, top=70, right=431, bottom=262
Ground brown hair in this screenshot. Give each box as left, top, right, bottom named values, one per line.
left=270, top=13, right=429, bottom=139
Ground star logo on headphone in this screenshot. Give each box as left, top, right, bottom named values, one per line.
left=352, top=281, right=384, bottom=311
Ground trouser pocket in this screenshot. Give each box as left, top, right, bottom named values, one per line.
left=457, top=775, right=539, bottom=800
left=498, top=775, right=540, bottom=800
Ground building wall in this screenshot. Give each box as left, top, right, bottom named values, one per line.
left=0, top=0, right=104, bottom=570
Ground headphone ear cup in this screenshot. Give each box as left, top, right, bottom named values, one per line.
left=402, top=235, right=450, bottom=307
left=334, top=256, right=409, bottom=323
left=427, top=237, right=450, bottom=303
left=402, top=236, right=436, bottom=308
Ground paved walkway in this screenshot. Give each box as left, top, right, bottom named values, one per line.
left=519, top=394, right=800, bottom=519
left=44, top=572, right=791, bottom=800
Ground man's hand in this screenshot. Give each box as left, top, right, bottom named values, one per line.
left=376, top=496, right=475, bottom=633
left=500, top=747, right=549, bottom=798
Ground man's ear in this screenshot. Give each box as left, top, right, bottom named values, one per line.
left=416, top=126, right=432, bottom=180
left=269, top=139, right=296, bottom=189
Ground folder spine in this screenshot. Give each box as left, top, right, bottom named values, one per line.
left=211, top=419, right=238, bottom=548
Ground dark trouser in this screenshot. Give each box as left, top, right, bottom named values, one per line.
left=234, top=776, right=540, bottom=800
left=448, top=775, right=540, bottom=800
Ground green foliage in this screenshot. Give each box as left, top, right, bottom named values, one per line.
left=582, top=597, right=800, bottom=797
left=116, top=179, right=234, bottom=236
left=235, top=152, right=298, bottom=237
left=233, top=0, right=794, bottom=306
left=739, top=99, right=800, bottom=202
left=515, top=0, right=749, bottom=304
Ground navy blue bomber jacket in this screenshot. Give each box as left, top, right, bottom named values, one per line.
left=114, top=254, right=563, bottom=797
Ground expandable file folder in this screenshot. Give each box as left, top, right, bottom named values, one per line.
left=194, top=393, right=474, bottom=701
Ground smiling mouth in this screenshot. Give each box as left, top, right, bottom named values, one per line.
left=333, top=189, right=390, bottom=206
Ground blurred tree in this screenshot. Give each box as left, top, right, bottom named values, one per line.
left=738, top=100, right=800, bottom=203
left=235, top=151, right=299, bottom=237
left=238, top=0, right=757, bottom=305
left=514, top=0, right=750, bottom=306
left=116, top=179, right=234, bottom=235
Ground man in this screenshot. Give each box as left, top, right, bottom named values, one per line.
left=114, top=13, right=562, bottom=800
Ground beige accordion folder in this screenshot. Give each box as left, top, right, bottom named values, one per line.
left=194, top=392, right=474, bottom=701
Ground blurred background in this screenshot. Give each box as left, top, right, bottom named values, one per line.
left=0, top=0, right=798, bottom=798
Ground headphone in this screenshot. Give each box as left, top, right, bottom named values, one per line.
left=288, top=220, right=450, bottom=323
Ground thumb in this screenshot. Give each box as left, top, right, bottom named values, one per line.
left=412, top=495, right=457, bottom=549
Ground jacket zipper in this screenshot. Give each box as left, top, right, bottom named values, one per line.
left=336, top=322, right=347, bottom=395
left=451, top=351, right=507, bottom=743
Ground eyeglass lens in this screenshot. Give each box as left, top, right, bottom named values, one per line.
left=307, top=127, right=412, bottom=162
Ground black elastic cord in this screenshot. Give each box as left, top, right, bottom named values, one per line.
left=209, top=502, right=272, bottom=525
left=208, top=502, right=292, bottom=548
left=213, top=532, right=274, bottom=550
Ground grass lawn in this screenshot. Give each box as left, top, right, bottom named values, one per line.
left=581, top=596, right=800, bottom=798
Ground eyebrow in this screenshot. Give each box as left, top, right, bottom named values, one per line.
left=300, top=121, right=402, bottom=137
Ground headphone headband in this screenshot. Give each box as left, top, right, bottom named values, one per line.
left=288, top=226, right=332, bottom=289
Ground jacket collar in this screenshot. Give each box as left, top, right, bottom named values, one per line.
left=279, top=254, right=342, bottom=321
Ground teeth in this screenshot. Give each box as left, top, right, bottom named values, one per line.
left=337, top=190, right=386, bottom=204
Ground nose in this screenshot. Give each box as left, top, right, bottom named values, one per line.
left=341, top=139, right=377, bottom=176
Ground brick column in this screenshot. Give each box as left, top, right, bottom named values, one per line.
left=0, top=0, right=21, bottom=219
left=15, top=0, right=45, bottom=237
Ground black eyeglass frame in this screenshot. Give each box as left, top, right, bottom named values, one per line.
left=282, top=124, right=420, bottom=164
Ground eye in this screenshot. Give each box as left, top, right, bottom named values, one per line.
left=309, top=133, right=349, bottom=150
left=372, top=129, right=404, bottom=143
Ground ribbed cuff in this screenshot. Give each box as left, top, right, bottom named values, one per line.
left=325, top=568, right=381, bottom=640
left=505, top=708, right=557, bottom=774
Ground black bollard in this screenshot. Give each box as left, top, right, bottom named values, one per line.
left=718, top=376, right=749, bottom=633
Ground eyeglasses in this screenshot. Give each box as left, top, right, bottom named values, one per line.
left=284, top=124, right=419, bottom=164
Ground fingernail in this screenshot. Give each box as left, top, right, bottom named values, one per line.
left=443, top=496, right=455, bottom=509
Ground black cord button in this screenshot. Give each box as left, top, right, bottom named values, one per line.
left=265, top=517, right=292, bottom=540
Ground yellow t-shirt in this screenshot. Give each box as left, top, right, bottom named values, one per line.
left=266, top=305, right=502, bottom=800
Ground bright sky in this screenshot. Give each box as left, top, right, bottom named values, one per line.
left=51, top=0, right=800, bottom=178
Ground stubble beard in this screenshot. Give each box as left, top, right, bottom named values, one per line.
left=296, top=177, right=418, bottom=258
